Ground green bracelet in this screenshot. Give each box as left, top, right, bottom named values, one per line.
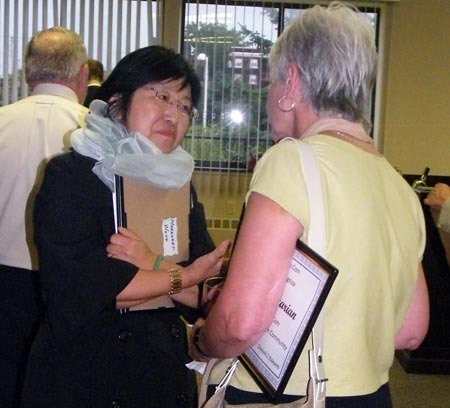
left=153, top=254, right=163, bottom=270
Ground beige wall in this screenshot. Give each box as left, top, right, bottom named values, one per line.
left=380, top=0, right=450, bottom=175
left=192, top=0, right=450, bottom=244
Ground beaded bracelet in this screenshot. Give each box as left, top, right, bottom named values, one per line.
left=153, top=254, right=163, bottom=270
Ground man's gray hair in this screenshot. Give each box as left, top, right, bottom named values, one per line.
left=270, top=1, right=377, bottom=130
left=25, top=27, right=87, bottom=83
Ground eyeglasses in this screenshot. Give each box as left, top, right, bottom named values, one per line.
left=148, top=86, right=199, bottom=120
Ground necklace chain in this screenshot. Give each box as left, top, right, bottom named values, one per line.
left=326, top=130, right=371, bottom=144
left=322, top=129, right=380, bottom=156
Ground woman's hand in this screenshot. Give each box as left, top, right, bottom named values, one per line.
left=184, top=240, right=230, bottom=283
left=107, top=227, right=154, bottom=270
left=424, top=183, right=450, bottom=211
left=188, top=318, right=210, bottom=362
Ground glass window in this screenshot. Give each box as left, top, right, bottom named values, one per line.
left=249, top=58, right=259, bottom=69
left=249, top=74, right=258, bottom=85
left=183, top=1, right=379, bottom=172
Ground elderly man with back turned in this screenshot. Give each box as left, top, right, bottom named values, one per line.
left=0, top=27, right=88, bottom=407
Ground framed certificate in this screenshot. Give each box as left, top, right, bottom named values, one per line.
left=238, top=238, right=338, bottom=402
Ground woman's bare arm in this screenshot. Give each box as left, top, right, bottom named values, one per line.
left=107, top=227, right=230, bottom=309
left=395, top=263, right=429, bottom=350
left=191, top=192, right=303, bottom=359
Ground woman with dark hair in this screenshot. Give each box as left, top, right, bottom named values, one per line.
left=22, top=46, right=228, bottom=408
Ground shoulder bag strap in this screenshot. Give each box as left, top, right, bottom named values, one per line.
left=293, top=139, right=327, bottom=407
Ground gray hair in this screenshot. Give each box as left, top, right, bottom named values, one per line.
left=25, top=27, right=87, bottom=83
left=270, top=2, right=377, bottom=129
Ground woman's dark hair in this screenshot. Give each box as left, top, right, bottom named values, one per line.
left=95, top=45, right=201, bottom=122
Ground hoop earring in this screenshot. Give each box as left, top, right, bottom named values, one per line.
left=277, top=95, right=295, bottom=112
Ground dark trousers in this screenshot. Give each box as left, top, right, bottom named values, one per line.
left=0, top=265, right=41, bottom=408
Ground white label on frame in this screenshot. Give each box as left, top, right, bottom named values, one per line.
left=162, top=217, right=179, bottom=256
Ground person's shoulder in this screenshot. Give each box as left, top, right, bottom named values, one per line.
left=259, top=137, right=301, bottom=164
left=252, top=138, right=303, bottom=180
left=31, top=86, right=89, bottom=111
left=2, top=94, right=88, bottom=117
left=49, top=98, right=89, bottom=127
left=47, top=150, right=94, bottom=175
left=0, top=96, right=34, bottom=113
left=68, top=103, right=89, bottom=121
left=45, top=151, right=105, bottom=198
left=53, top=96, right=89, bottom=113
left=0, top=102, right=19, bottom=126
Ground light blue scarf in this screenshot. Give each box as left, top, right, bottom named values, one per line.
left=71, top=100, right=194, bottom=191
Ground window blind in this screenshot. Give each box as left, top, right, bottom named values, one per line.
left=0, top=0, right=160, bottom=106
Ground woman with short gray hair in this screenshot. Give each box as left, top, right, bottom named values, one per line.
left=189, top=3, right=429, bottom=407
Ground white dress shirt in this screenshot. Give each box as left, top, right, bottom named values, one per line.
left=0, top=83, right=88, bottom=270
